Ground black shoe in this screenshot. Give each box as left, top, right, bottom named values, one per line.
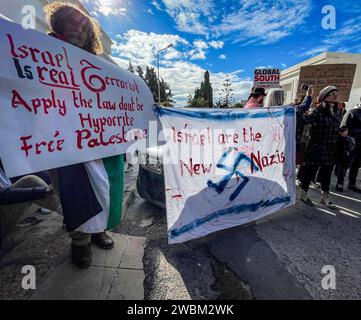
left=335, top=184, right=343, bottom=192
left=91, top=232, right=114, bottom=250
left=71, top=243, right=92, bottom=269
left=348, top=185, right=361, bottom=193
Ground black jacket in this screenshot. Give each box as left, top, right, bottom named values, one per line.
left=0, top=161, right=48, bottom=205
left=302, top=102, right=343, bottom=165
left=342, top=106, right=361, bottom=144
left=336, top=135, right=356, bottom=169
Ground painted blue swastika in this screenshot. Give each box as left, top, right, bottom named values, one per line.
left=207, top=148, right=259, bottom=202
left=168, top=196, right=291, bottom=239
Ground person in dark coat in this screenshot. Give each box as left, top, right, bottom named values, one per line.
left=334, top=126, right=356, bottom=191
left=340, top=102, right=361, bottom=193
left=299, top=86, right=343, bottom=208
left=295, top=87, right=314, bottom=182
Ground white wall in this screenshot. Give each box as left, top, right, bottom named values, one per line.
left=281, top=52, right=361, bottom=110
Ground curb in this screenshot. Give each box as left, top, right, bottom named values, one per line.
left=120, top=165, right=139, bottom=221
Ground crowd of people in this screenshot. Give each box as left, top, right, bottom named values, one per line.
left=245, top=84, right=361, bottom=209
left=0, top=1, right=360, bottom=270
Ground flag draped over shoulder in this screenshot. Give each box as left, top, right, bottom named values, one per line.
left=58, top=155, right=124, bottom=233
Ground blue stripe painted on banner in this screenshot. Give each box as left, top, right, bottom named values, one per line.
left=168, top=196, right=291, bottom=239
left=154, top=105, right=295, bottom=120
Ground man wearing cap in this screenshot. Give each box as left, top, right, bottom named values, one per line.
left=299, top=86, right=343, bottom=208
left=341, top=97, right=361, bottom=193
left=245, top=87, right=267, bottom=108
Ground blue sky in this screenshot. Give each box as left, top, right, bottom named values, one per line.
left=80, top=0, right=361, bottom=105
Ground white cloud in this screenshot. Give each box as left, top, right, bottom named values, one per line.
left=160, top=0, right=311, bottom=44
left=193, top=40, right=209, bottom=50
left=113, top=30, right=189, bottom=66
left=297, top=17, right=361, bottom=57
left=187, top=40, right=209, bottom=60
left=186, top=39, right=226, bottom=60
left=160, top=64, right=252, bottom=105
left=256, top=65, right=274, bottom=69
left=111, top=30, right=252, bottom=106
left=299, top=46, right=330, bottom=57
left=80, top=0, right=127, bottom=17
left=209, top=40, right=224, bottom=49
left=188, top=50, right=207, bottom=60
left=98, top=6, right=126, bottom=16
left=218, top=54, right=226, bottom=59
left=113, top=31, right=225, bottom=65
left=161, top=0, right=215, bottom=35
left=151, top=0, right=164, bottom=11
left=211, top=71, right=252, bottom=104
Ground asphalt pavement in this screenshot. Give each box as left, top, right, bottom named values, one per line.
left=121, top=169, right=361, bottom=300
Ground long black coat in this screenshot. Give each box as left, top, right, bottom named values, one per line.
left=303, top=102, right=343, bottom=166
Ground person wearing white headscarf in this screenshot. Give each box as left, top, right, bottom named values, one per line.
left=264, top=88, right=285, bottom=107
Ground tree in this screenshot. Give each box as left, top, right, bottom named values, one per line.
left=128, top=61, right=135, bottom=73
left=144, top=66, right=158, bottom=102
left=188, top=70, right=213, bottom=107
left=199, top=71, right=213, bottom=108
left=218, top=76, right=234, bottom=108
left=143, top=66, right=174, bottom=105
left=159, top=78, right=174, bottom=106
left=135, top=65, right=144, bottom=80
left=233, top=102, right=244, bottom=108
left=188, top=96, right=207, bottom=108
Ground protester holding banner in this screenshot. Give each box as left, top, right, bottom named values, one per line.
left=295, top=87, right=314, bottom=181
left=341, top=100, right=361, bottom=193
left=299, top=86, right=343, bottom=208
left=245, top=87, right=267, bottom=108
left=264, top=88, right=284, bottom=107
left=44, top=2, right=124, bottom=269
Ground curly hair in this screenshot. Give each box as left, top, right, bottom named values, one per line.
left=43, top=1, right=103, bottom=55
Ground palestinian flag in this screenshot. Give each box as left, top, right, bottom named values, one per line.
left=57, top=155, right=124, bottom=233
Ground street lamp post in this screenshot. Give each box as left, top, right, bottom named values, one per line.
left=156, top=44, right=173, bottom=105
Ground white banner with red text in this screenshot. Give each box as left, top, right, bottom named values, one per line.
left=155, top=106, right=296, bottom=244
left=0, top=19, right=157, bottom=177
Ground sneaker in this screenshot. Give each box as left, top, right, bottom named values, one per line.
left=335, top=184, right=343, bottom=192
left=300, top=190, right=314, bottom=206
left=71, top=243, right=92, bottom=269
left=348, top=185, right=361, bottom=193
left=320, top=193, right=336, bottom=209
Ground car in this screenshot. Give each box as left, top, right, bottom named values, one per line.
left=136, top=146, right=166, bottom=208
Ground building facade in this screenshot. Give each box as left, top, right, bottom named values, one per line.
left=281, top=52, right=361, bottom=109
left=0, top=0, right=114, bottom=62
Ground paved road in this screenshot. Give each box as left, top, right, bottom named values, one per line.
left=118, top=172, right=361, bottom=300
